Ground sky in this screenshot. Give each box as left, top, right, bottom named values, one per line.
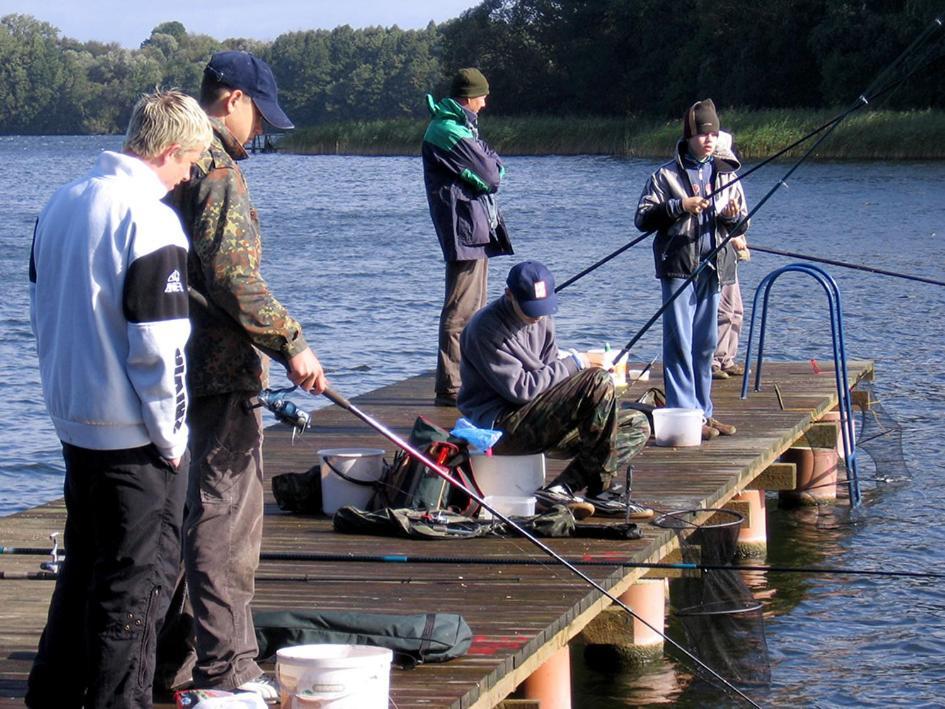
left=0, top=0, right=483, bottom=47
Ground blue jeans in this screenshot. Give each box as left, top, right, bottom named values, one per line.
left=661, top=271, right=721, bottom=418
left=27, top=444, right=187, bottom=708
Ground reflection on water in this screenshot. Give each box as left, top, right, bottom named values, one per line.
left=1, top=137, right=944, bottom=705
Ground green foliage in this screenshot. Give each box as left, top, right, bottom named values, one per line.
left=1, top=3, right=944, bottom=138
left=280, top=109, right=945, bottom=160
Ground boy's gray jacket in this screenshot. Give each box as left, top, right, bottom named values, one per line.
left=421, top=95, right=506, bottom=261
left=458, top=295, right=579, bottom=427
left=635, top=141, right=749, bottom=284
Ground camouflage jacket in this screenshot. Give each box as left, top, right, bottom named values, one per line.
left=171, top=118, right=309, bottom=397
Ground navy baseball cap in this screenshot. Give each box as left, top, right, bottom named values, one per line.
left=205, top=51, right=294, bottom=130
left=506, top=261, right=559, bottom=318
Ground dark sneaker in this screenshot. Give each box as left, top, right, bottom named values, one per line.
left=534, top=484, right=596, bottom=520
left=434, top=394, right=457, bottom=407
left=702, top=423, right=720, bottom=440
left=707, top=417, right=737, bottom=436
left=586, top=487, right=655, bottom=519
left=723, top=363, right=745, bottom=376
left=711, top=366, right=730, bottom=380
left=236, top=673, right=279, bottom=704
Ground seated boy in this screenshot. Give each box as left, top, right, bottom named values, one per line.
left=458, top=260, right=651, bottom=519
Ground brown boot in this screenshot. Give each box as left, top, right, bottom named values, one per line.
left=701, top=423, right=720, bottom=440
left=707, top=417, right=737, bottom=436
left=711, top=366, right=730, bottom=380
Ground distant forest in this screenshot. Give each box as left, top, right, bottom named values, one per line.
left=2, top=0, right=944, bottom=134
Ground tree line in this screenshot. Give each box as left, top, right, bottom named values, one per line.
left=2, top=1, right=943, bottom=135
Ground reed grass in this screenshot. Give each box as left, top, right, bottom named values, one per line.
left=280, top=109, right=945, bottom=160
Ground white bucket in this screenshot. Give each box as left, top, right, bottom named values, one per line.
left=653, top=408, right=703, bottom=447
left=469, top=453, right=545, bottom=497
left=480, top=495, right=537, bottom=519
left=318, top=448, right=385, bottom=515
left=276, top=644, right=393, bottom=709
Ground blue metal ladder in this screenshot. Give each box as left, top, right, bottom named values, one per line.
left=739, top=264, right=862, bottom=507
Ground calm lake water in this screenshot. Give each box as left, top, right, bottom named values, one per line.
left=1, top=135, right=943, bottom=706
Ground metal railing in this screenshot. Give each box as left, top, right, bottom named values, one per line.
left=740, top=264, right=861, bottom=506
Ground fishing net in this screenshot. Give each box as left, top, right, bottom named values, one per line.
left=655, top=509, right=771, bottom=695
left=851, top=381, right=911, bottom=484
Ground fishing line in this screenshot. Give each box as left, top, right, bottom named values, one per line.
left=321, top=386, right=761, bottom=707
left=750, top=245, right=945, bottom=288
left=555, top=11, right=945, bottom=295
left=611, top=11, right=945, bottom=366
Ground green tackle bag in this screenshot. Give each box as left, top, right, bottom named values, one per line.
left=253, top=609, right=473, bottom=669
left=371, top=416, right=481, bottom=515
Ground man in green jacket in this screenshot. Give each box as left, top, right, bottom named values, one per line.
left=171, top=50, right=327, bottom=701
left=422, top=67, right=511, bottom=408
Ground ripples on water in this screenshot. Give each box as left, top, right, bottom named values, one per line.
left=1, top=136, right=943, bottom=705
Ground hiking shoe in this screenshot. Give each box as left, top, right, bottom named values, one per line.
left=534, top=484, right=596, bottom=520
left=711, top=366, right=730, bottom=380
left=707, top=417, right=737, bottom=436
left=236, top=674, right=279, bottom=704
left=434, top=393, right=457, bottom=407
left=723, top=363, right=745, bottom=376
left=586, top=487, right=655, bottom=519
left=701, top=423, right=720, bottom=441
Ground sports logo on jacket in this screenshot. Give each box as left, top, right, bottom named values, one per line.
left=165, top=269, right=184, bottom=294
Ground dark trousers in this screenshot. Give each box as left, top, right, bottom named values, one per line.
left=436, top=258, right=488, bottom=397
left=494, top=369, right=650, bottom=495
left=26, top=443, right=187, bottom=709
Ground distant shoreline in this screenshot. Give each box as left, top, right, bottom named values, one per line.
left=278, top=108, right=945, bottom=160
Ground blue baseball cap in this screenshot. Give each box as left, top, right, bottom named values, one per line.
left=506, top=261, right=559, bottom=317
left=205, top=51, right=294, bottom=130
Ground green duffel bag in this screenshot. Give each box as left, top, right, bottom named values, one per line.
left=254, top=609, right=473, bottom=669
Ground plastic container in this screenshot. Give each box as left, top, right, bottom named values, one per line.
left=318, top=448, right=385, bottom=514
left=587, top=348, right=627, bottom=386
left=652, top=408, right=703, bottom=447
left=480, top=495, right=537, bottom=519
left=276, top=644, right=393, bottom=708
left=469, top=453, right=545, bottom=497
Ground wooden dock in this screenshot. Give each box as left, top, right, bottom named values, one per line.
left=0, top=360, right=873, bottom=707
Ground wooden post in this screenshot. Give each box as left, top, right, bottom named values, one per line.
left=521, top=644, right=571, bottom=709
left=733, top=489, right=767, bottom=558
left=779, top=419, right=841, bottom=506
left=578, top=578, right=665, bottom=667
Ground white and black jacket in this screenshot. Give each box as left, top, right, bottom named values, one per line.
left=30, top=151, right=191, bottom=460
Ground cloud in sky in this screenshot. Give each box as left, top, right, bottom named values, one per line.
left=0, top=0, right=481, bottom=47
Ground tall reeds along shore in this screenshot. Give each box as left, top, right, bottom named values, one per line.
left=278, top=109, right=945, bottom=160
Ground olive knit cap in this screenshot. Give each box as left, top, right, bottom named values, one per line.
left=450, top=68, right=490, bottom=98
left=683, top=98, right=720, bottom=138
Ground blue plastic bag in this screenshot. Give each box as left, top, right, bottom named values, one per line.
left=450, top=417, right=503, bottom=452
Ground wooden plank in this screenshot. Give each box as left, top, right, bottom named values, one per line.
left=796, top=422, right=839, bottom=449
left=745, top=462, right=797, bottom=490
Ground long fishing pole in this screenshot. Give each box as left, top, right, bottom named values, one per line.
left=5, top=545, right=938, bottom=580
left=320, top=386, right=760, bottom=707
left=751, top=245, right=945, bottom=288
left=611, top=12, right=945, bottom=367
left=555, top=11, right=945, bottom=295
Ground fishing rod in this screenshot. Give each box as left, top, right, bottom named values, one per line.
left=750, top=245, right=945, bottom=288
left=321, top=386, right=760, bottom=707
left=5, top=545, right=940, bottom=579
left=611, top=11, right=945, bottom=367
left=555, top=11, right=945, bottom=295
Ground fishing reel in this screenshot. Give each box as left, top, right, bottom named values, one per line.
left=250, top=386, right=310, bottom=441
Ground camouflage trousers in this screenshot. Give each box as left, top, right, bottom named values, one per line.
left=493, top=368, right=650, bottom=495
